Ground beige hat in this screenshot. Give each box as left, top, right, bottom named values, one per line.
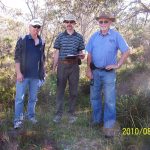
left=29, top=18, right=42, bottom=26
left=95, top=12, right=116, bottom=22
left=63, top=14, right=76, bottom=23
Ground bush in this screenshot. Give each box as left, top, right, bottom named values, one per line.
left=117, top=94, right=150, bottom=128
left=0, top=68, right=15, bottom=109
left=38, top=73, right=57, bottom=105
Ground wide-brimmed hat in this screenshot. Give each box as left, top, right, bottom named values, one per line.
left=63, top=14, right=76, bottom=23
left=29, top=18, right=42, bottom=26
left=95, top=12, right=115, bottom=22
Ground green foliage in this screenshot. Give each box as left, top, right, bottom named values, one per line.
left=117, top=94, right=150, bottom=128
left=0, top=68, right=15, bottom=109
left=0, top=35, right=15, bottom=110
left=38, top=73, right=57, bottom=105
left=79, top=78, right=90, bottom=95
left=77, top=78, right=91, bottom=110
left=117, top=62, right=148, bottom=84
left=1, top=102, right=150, bottom=150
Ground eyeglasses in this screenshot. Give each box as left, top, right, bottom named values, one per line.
left=64, top=20, right=75, bottom=24
left=99, top=20, right=109, bottom=24
left=32, top=25, right=41, bottom=29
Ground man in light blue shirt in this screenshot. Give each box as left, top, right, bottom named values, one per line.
left=86, top=12, right=130, bottom=138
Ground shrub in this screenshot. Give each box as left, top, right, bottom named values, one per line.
left=117, top=94, right=150, bottom=128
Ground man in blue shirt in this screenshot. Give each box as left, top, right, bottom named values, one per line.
left=14, top=19, right=45, bottom=129
left=52, top=14, right=85, bottom=124
left=86, top=12, right=130, bottom=137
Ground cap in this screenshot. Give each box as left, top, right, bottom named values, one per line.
left=63, top=14, right=76, bottom=23
left=29, top=18, right=42, bottom=26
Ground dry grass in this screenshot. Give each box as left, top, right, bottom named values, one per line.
left=1, top=102, right=149, bottom=150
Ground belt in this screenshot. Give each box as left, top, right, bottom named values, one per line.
left=59, top=59, right=78, bottom=64
left=90, top=62, right=113, bottom=72
left=95, top=67, right=113, bottom=72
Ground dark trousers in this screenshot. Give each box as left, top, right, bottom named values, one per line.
left=56, top=62, right=79, bottom=116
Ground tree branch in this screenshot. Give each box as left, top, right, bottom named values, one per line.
left=138, top=1, right=150, bottom=13
left=25, top=0, right=34, bottom=19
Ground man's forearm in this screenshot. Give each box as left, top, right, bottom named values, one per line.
left=15, top=63, right=21, bottom=74
left=86, top=53, right=93, bottom=79
left=117, top=49, right=130, bottom=68
left=53, top=50, right=59, bottom=70
left=87, top=53, right=92, bottom=69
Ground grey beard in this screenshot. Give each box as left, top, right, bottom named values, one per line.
left=100, top=26, right=109, bottom=30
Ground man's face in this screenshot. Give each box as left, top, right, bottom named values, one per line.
left=64, top=20, right=76, bottom=30
left=29, top=25, right=41, bottom=35
left=98, top=18, right=112, bottom=31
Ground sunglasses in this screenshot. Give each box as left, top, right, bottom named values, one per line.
left=64, top=20, right=75, bottom=24
left=32, top=25, right=41, bottom=29
left=99, top=20, right=109, bottom=24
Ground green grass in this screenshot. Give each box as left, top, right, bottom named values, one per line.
left=1, top=72, right=150, bottom=150
left=1, top=95, right=150, bottom=150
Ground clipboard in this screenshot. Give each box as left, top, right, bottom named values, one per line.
left=66, top=54, right=84, bottom=59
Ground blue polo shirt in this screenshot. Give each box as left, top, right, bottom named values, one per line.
left=86, top=29, right=129, bottom=67
left=54, top=30, right=85, bottom=60
left=24, top=34, right=42, bottom=79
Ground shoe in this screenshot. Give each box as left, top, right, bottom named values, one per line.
left=102, top=127, right=116, bottom=138
left=89, top=122, right=103, bottom=128
left=28, top=118, right=38, bottom=124
left=68, top=116, right=77, bottom=124
left=14, top=121, right=23, bottom=129
left=53, top=115, right=62, bottom=123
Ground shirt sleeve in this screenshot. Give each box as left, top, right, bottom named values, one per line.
left=85, top=35, right=94, bottom=53
left=53, top=35, right=61, bottom=50
left=14, top=37, right=22, bottom=63
left=78, top=36, right=85, bottom=51
left=117, top=32, right=129, bottom=53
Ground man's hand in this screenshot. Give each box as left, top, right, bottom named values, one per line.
left=106, top=50, right=130, bottom=70
left=105, top=64, right=119, bottom=70
left=78, top=53, right=85, bottom=59
left=86, top=68, right=93, bottom=79
left=78, top=50, right=85, bottom=59
left=17, top=72, right=24, bottom=82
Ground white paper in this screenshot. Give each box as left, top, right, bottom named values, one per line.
left=66, top=54, right=84, bottom=57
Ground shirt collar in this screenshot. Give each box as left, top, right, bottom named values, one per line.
left=64, top=30, right=77, bottom=36
left=27, top=34, right=42, bottom=45
left=28, top=34, right=41, bottom=39
left=99, top=29, right=111, bottom=36
left=28, top=34, right=33, bottom=39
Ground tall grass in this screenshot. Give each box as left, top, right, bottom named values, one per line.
left=117, top=94, right=150, bottom=128
left=1, top=60, right=150, bottom=149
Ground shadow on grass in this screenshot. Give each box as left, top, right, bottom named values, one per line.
left=0, top=113, right=58, bottom=150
